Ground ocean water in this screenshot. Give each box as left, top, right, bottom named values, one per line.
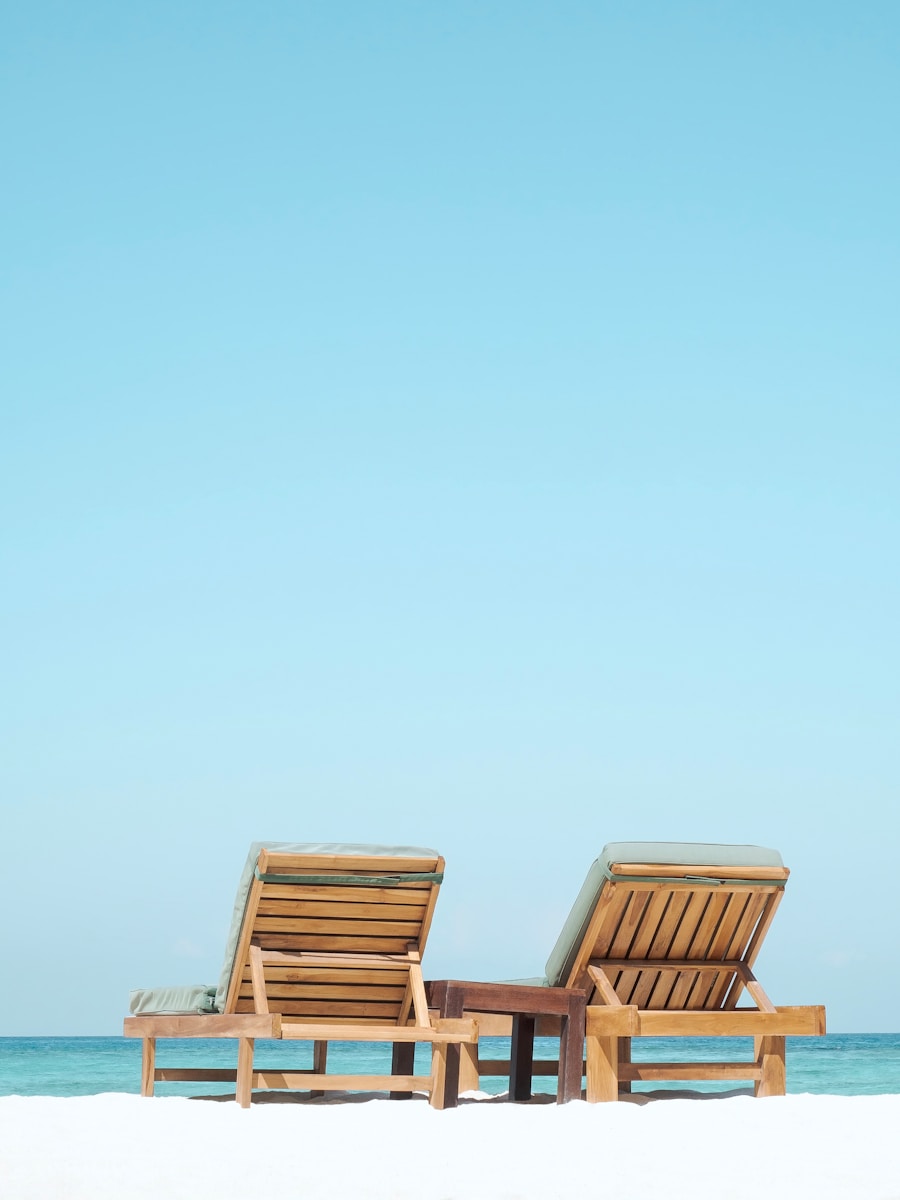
left=1, top=1034, right=899, bottom=1099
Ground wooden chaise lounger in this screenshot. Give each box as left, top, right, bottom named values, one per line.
left=428, top=841, right=825, bottom=1102
left=124, top=842, right=477, bottom=1107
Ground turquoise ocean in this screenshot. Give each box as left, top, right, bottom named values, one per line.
left=2, top=1034, right=899, bottom=1099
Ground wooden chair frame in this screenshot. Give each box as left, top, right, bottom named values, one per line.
left=124, top=848, right=478, bottom=1107
left=572, top=865, right=825, bottom=1100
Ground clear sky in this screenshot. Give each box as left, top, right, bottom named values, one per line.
left=2, top=2, right=898, bottom=1035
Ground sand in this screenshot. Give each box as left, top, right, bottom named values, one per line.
left=1, top=1092, right=898, bottom=1199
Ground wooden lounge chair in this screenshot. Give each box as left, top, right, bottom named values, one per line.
left=429, top=842, right=825, bottom=1102
left=124, top=842, right=477, bottom=1107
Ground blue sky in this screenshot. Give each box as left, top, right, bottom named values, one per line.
left=2, top=2, right=898, bottom=1034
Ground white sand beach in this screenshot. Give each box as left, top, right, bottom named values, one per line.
left=1, top=1092, right=898, bottom=1200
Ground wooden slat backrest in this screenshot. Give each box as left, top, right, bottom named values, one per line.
left=223, top=852, right=444, bottom=1021
left=572, top=868, right=787, bottom=1012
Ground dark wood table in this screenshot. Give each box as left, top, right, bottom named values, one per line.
left=425, top=979, right=587, bottom=1107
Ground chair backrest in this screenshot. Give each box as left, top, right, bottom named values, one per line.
left=217, top=843, right=444, bottom=1024
left=547, top=842, right=789, bottom=1011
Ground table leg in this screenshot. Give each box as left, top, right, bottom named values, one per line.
left=510, top=1015, right=535, bottom=1101
left=390, top=1041, right=415, bottom=1099
left=440, top=986, right=465, bottom=1109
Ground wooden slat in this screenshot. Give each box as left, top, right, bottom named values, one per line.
left=238, top=981, right=408, bottom=1001
left=154, top=1067, right=437, bottom=1092
left=253, top=935, right=413, bottom=953
left=258, top=852, right=439, bottom=874
left=253, top=918, right=423, bottom=937
left=254, top=1072, right=434, bottom=1091
left=602, top=957, right=744, bottom=971
left=241, top=967, right=407, bottom=987
left=477, top=1058, right=564, bottom=1078
left=279, top=1018, right=478, bottom=1043
left=608, top=862, right=789, bottom=882
left=279, top=1015, right=397, bottom=1027
left=257, top=950, right=415, bottom=968
left=257, top=899, right=427, bottom=920
left=124, top=1014, right=281, bottom=1038
left=621, top=881, right=783, bottom=895
left=258, top=884, right=430, bottom=905
left=155, top=1068, right=239, bottom=1081
left=629, top=1005, right=825, bottom=1037
left=621, top=1062, right=760, bottom=1081
left=236, top=999, right=402, bottom=1018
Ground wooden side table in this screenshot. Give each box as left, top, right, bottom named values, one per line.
left=425, top=979, right=587, bottom=1107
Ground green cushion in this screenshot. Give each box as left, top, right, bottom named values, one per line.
left=128, top=984, right=217, bottom=1015
left=543, top=841, right=784, bottom=988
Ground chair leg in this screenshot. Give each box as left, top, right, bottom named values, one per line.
left=755, top=1035, right=786, bottom=1097
left=236, top=1037, right=254, bottom=1108
left=459, top=1042, right=481, bottom=1093
left=141, top=1038, right=156, bottom=1097
left=430, top=1042, right=448, bottom=1110
left=586, top=1033, right=619, bottom=1102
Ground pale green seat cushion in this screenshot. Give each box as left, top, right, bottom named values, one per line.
left=129, top=984, right=217, bottom=1015
left=543, top=841, right=784, bottom=989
